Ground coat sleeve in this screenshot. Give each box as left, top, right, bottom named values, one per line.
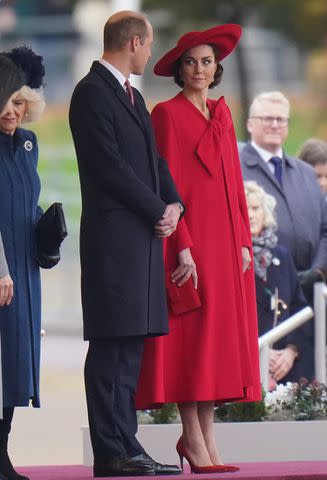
left=151, top=104, right=193, bottom=254
left=228, top=120, right=252, bottom=249
left=69, top=83, right=166, bottom=225
left=312, top=192, right=327, bottom=274
left=284, top=249, right=308, bottom=350
left=0, top=232, right=9, bottom=278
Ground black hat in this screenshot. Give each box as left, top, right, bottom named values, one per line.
left=2, top=45, right=45, bottom=89
left=0, top=55, right=25, bottom=111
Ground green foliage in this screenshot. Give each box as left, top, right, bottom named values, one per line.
left=147, top=404, right=179, bottom=424
left=284, top=380, right=327, bottom=421
left=143, top=0, right=327, bottom=49
left=215, top=389, right=266, bottom=422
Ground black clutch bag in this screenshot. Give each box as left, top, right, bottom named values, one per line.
left=36, top=202, right=68, bottom=269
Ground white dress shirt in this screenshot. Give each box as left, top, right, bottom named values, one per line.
left=99, top=58, right=127, bottom=91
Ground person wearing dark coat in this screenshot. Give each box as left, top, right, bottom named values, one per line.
left=0, top=55, right=25, bottom=311
left=240, top=91, right=327, bottom=302
left=0, top=48, right=45, bottom=480
left=240, top=91, right=327, bottom=381
left=245, top=181, right=311, bottom=388
left=69, top=11, right=183, bottom=478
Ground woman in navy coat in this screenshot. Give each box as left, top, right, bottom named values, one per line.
left=244, top=181, right=312, bottom=387
left=0, top=47, right=45, bottom=480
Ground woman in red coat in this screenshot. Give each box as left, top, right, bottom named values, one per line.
left=136, top=25, right=261, bottom=473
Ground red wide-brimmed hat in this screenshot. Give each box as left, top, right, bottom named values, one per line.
left=154, top=24, right=242, bottom=77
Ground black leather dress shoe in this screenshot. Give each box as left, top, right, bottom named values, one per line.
left=132, top=453, right=182, bottom=475
left=93, top=454, right=155, bottom=477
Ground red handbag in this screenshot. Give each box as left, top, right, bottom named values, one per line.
left=166, top=270, right=202, bottom=315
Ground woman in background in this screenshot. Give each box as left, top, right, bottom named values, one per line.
left=0, top=47, right=45, bottom=480
left=245, top=181, right=311, bottom=388
left=136, top=25, right=261, bottom=473
left=298, top=138, right=327, bottom=195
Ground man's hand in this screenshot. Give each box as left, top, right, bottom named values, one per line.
left=155, top=203, right=181, bottom=238
left=242, top=247, right=251, bottom=273
left=0, top=274, right=14, bottom=307
left=298, top=268, right=325, bottom=303
left=269, top=347, right=297, bottom=382
left=171, top=248, right=198, bottom=288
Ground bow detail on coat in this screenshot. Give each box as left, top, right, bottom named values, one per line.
left=195, top=97, right=233, bottom=177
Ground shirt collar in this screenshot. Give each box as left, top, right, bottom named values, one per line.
left=251, top=140, right=283, bottom=163
left=99, top=59, right=127, bottom=89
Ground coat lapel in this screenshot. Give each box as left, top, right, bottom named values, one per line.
left=134, top=98, right=160, bottom=193
left=91, top=61, right=144, bottom=133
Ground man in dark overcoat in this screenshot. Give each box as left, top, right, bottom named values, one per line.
left=240, top=90, right=327, bottom=380
left=240, top=91, right=327, bottom=283
left=69, top=10, right=183, bottom=478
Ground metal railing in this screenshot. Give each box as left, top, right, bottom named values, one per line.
left=258, top=282, right=327, bottom=391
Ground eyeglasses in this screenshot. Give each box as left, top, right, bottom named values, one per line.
left=250, top=116, right=289, bottom=127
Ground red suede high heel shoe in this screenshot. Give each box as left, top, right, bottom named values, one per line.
left=176, top=438, right=240, bottom=474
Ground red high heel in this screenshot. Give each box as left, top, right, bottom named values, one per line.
left=176, top=438, right=240, bottom=474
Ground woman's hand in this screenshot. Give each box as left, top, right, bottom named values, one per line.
left=0, top=274, right=14, bottom=307
left=242, top=247, right=251, bottom=273
left=171, top=248, right=198, bottom=288
left=269, top=347, right=297, bottom=382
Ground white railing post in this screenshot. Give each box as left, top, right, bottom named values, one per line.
left=314, top=282, right=327, bottom=384
left=260, top=344, right=270, bottom=393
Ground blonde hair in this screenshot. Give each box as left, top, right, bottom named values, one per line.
left=244, top=180, right=277, bottom=230
left=19, top=85, right=45, bottom=123
left=249, top=91, right=290, bottom=117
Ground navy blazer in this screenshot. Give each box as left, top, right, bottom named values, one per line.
left=241, top=142, right=327, bottom=272
left=69, top=62, right=182, bottom=339
left=256, top=245, right=313, bottom=382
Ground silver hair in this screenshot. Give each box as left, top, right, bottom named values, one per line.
left=244, top=180, right=277, bottom=230
left=19, top=85, right=45, bottom=123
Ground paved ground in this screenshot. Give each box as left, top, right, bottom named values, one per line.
left=10, top=335, right=88, bottom=466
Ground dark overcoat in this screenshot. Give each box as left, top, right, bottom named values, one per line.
left=255, top=244, right=313, bottom=382
left=240, top=142, right=327, bottom=272
left=0, top=129, right=41, bottom=407
left=69, top=62, right=181, bottom=339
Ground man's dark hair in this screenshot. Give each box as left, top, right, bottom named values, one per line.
left=104, top=16, right=148, bottom=51
left=173, top=44, right=223, bottom=89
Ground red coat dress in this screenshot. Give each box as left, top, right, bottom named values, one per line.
left=136, top=92, right=261, bottom=408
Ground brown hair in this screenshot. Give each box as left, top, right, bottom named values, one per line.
left=104, top=16, right=149, bottom=51
left=173, top=44, right=223, bottom=89
left=298, top=138, right=327, bottom=166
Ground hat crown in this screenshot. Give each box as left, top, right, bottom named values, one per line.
left=177, top=31, right=201, bottom=48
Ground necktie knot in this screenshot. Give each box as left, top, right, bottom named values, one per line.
left=124, top=79, right=134, bottom=106
left=269, top=156, right=282, bottom=185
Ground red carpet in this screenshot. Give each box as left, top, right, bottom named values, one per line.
left=17, top=462, right=327, bottom=479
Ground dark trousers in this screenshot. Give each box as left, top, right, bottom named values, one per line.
left=0, top=408, right=14, bottom=445
left=84, top=337, right=145, bottom=463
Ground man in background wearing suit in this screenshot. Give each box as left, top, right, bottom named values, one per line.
left=240, top=90, right=327, bottom=380
left=69, top=11, right=183, bottom=478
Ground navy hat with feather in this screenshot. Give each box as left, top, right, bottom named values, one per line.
left=2, top=45, right=45, bottom=89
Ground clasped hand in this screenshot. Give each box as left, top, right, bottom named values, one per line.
left=269, top=347, right=297, bottom=382
left=155, top=203, right=181, bottom=238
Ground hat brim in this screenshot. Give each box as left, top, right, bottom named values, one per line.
left=154, top=24, right=242, bottom=77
